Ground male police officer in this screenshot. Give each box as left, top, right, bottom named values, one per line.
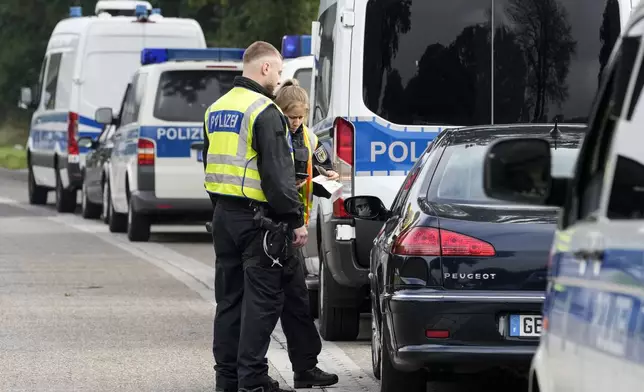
left=204, top=41, right=307, bottom=392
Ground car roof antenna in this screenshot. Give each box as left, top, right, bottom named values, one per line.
left=549, top=117, right=561, bottom=149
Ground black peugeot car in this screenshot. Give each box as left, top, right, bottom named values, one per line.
left=342, top=124, right=586, bottom=391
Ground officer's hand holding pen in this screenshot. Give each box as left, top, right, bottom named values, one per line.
left=293, top=225, right=308, bottom=248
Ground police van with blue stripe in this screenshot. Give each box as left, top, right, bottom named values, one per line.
left=18, top=2, right=206, bottom=213
left=83, top=47, right=243, bottom=242
left=306, top=0, right=642, bottom=344
left=483, top=2, right=644, bottom=390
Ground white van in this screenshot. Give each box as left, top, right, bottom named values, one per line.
left=308, top=0, right=640, bottom=342
left=86, top=48, right=243, bottom=242
left=19, top=2, right=206, bottom=213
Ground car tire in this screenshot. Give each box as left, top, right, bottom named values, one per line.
left=54, top=164, right=77, bottom=213
left=317, top=247, right=360, bottom=341
left=127, top=198, right=150, bottom=242
left=27, top=164, right=48, bottom=205
left=371, top=303, right=381, bottom=380
left=380, top=320, right=426, bottom=392
left=106, top=180, right=127, bottom=233
left=81, top=182, right=101, bottom=219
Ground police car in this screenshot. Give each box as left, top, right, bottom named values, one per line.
left=18, top=2, right=206, bottom=213
left=78, top=48, right=243, bottom=242
left=307, top=0, right=642, bottom=343
left=279, top=35, right=314, bottom=97
left=482, top=2, right=644, bottom=391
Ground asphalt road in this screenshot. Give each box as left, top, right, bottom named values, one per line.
left=0, top=169, right=527, bottom=392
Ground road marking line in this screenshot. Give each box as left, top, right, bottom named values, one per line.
left=25, top=206, right=380, bottom=391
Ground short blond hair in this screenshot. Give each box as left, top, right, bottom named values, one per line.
left=243, top=41, right=282, bottom=65
left=275, top=79, right=309, bottom=114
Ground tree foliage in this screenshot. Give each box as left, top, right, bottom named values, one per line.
left=0, top=0, right=317, bottom=118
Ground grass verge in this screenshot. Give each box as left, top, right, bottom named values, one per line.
left=0, top=146, right=27, bottom=170
left=0, top=115, right=29, bottom=170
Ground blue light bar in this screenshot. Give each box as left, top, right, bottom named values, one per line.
left=135, top=4, right=147, bottom=17
left=140, top=48, right=246, bottom=65
left=151, top=8, right=161, bottom=15
left=69, top=6, right=82, bottom=17
left=281, top=35, right=312, bottom=59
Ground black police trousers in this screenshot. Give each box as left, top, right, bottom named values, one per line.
left=212, top=197, right=322, bottom=390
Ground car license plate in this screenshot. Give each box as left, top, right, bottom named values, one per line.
left=509, top=314, right=542, bottom=337
left=197, top=150, right=203, bottom=162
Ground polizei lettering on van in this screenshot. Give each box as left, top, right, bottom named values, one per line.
left=156, top=127, right=204, bottom=140
left=370, top=140, right=433, bottom=163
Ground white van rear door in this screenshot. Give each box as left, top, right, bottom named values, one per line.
left=146, top=66, right=242, bottom=200
left=78, top=21, right=206, bottom=136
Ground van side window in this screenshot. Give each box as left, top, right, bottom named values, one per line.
left=43, top=53, right=62, bottom=110
left=132, top=73, right=147, bottom=122
left=607, top=35, right=644, bottom=219
left=627, top=51, right=644, bottom=120
left=294, top=68, right=312, bottom=98
left=120, top=75, right=139, bottom=126
left=565, top=37, right=639, bottom=224
left=313, top=3, right=337, bottom=124
left=35, top=58, right=46, bottom=107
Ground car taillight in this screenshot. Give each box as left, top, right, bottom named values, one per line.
left=392, top=227, right=495, bottom=257
left=137, top=138, right=155, bottom=166
left=333, top=117, right=354, bottom=218
left=67, top=111, right=79, bottom=156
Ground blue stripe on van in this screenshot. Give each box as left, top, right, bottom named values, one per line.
left=352, top=119, right=440, bottom=175
left=139, top=125, right=204, bottom=158
left=29, top=113, right=103, bottom=153
left=544, top=248, right=644, bottom=365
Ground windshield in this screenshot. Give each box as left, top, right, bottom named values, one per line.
left=428, top=131, right=584, bottom=203
left=153, top=70, right=241, bottom=122
left=363, top=0, right=621, bottom=126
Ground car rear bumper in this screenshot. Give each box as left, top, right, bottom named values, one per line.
left=131, top=190, right=213, bottom=218
left=384, top=290, right=544, bottom=372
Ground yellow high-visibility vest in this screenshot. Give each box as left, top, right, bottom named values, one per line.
left=299, top=125, right=318, bottom=226
left=203, top=87, right=292, bottom=202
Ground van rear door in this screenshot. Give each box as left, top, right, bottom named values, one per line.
left=78, top=20, right=207, bottom=143
left=145, top=66, right=242, bottom=200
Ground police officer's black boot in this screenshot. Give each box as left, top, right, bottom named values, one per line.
left=293, top=366, right=339, bottom=389
left=236, top=378, right=294, bottom=392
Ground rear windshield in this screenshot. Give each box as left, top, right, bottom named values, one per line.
left=363, top=0, right=621, bottom=126
left=428, top=130, right=585, bottom=203
left=153, top=70, right=241, bottom=122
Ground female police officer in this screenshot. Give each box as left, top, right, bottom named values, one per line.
left=272, top=79, right=339, bottom=388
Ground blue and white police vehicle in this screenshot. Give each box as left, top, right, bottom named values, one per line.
left=307, top=0, right=641, bottom=342
left=83, top=48, right=243, bottom=242
left=482, top=2, right=644, bottom=390
left=279, top=35, right=314, bottom=97
left=18, top=2, right=206, bottom=213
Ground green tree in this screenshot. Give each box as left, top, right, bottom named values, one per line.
left=0, top=0, right=318, bottom=124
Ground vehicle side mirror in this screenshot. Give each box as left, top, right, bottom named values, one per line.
left=77, top=136, right=96, bottom=149
left=95, top=107, right=114, bottom=125
left=19, top=87, right=33, bottom=109
left=483, top=137, right=552, bottom=205
left=344, top=196, right=389, bottom=220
